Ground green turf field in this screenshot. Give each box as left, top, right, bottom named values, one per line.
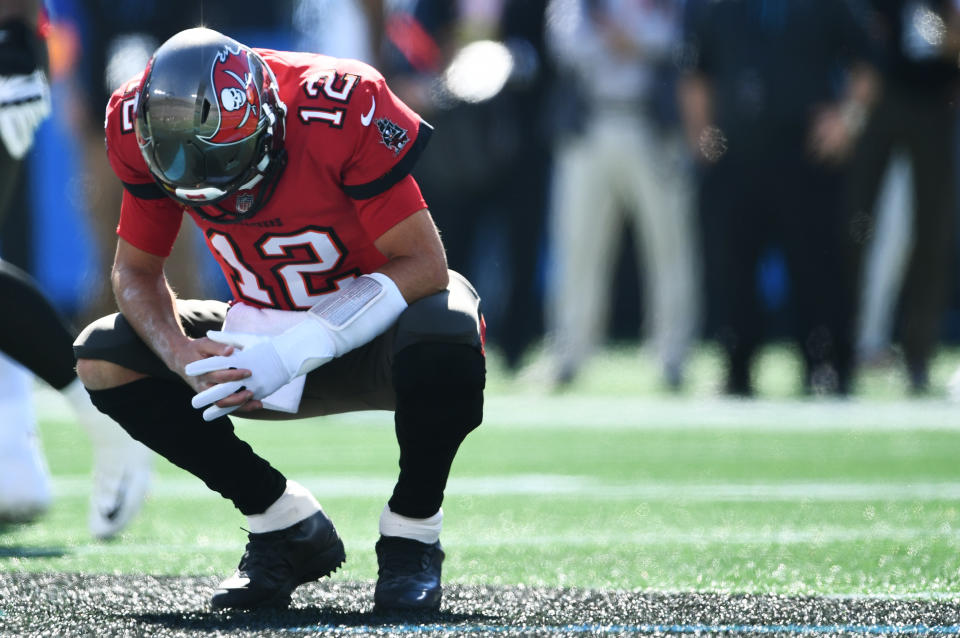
left=3, top=344, right=960, bottom=599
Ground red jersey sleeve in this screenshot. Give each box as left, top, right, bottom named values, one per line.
left=339, top=70, right=433, bottom=201
left=115, top=192, right=184, bottom=257
left=354, top=174, right=427, bottom=240
left=104, top=76, right=184, bottom=257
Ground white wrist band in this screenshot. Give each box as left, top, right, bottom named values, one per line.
left=272, top=272, right=408, bottom=378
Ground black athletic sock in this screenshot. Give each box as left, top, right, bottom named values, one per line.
left=0, top=260, right=77, bottom=390
left=389, top=343, right=485, bottom=518
left=87, top=377, right=286, bottom=514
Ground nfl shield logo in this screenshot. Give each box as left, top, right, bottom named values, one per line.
left=236, top=192, right=254, bottom=214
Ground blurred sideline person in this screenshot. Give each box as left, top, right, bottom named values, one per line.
left=0, top=0, right=151, bottom=538
left=489, top=0, right=555, bottom=372
left=292, top=0, right=384, bottom=66
left=680, top=0, right=878, bottom=396
left=854, top=153, right=913, bottom=367
left=542, top=0, right=699, bottom=391
left=381, top=0, right=554, bottom=372
left=74, top=28, right=485, bottom=612
left=848, top=0, right=960, bottom=394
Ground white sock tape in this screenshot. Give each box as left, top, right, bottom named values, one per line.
left=379, top=504, right=443, bottom=544
left=246, top=480, right=322, bottom=534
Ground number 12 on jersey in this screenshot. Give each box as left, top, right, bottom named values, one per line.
left=297, top=70, right=360, bottom=128
left=208, top=228, right=358, bottom=309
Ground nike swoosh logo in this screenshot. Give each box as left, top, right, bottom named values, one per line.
left=100, top=473, right=129, bottom=522
left=360, top=96, right=376, bottom=126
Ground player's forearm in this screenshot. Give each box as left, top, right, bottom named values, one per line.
left=375, top=253, right=448, bottom=305
left=372, top=208, right=449, bottom=304
left=112, top=265, right=191, bottom=372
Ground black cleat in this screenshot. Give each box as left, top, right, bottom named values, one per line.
left=210, top=510, right=345, bottom=610
left=373, top=535, right=444, bottom=613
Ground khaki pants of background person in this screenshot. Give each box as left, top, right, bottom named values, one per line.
left=545, top=109, right=699, bottom=385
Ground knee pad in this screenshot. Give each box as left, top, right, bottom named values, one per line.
left=393, top=342, right=485, bottom=393
left=393, top=342, right=485, bottom=436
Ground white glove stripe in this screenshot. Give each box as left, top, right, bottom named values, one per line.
left=0, top=72, right=49, bottom=105
left=205, top=330, right=266, bottom=349
left=184, top=356, right=234, bottom=376
left=0, top=71, right=51, bottom=160
left=192, top=381, right=245, bottom=409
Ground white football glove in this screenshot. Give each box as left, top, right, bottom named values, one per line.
left=185, top=329, right=333, bottom=421
left=184, top=272, right=407, bottom=421
left=0, top=21, right=51, bottom=160
left=0, top=70, right=50, bottom=159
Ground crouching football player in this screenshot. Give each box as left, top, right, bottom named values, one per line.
left=74, top=28, right=485, bottom=612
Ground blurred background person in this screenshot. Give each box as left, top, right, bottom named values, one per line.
left=0, top=0, right=151, bottom=538
left=847, top=0, right=960, bottom=394
left=292, top=0, right=383, bottom=64
left=382, top=0, right=554, bottom=372
left=680, top=0, right=878, bottom=396
left=541, top=0, right=699, bottom=391
left=854, top=152, right=913, bottom=371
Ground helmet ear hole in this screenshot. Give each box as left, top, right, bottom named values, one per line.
left=201, top=99, right=212, bottom=124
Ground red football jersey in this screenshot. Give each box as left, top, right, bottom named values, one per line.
left=104, top=49, right=431, bottom=310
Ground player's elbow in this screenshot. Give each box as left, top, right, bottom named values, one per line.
left=423, top=248, right=449, bottom=295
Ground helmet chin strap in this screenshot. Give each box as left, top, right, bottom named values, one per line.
left=190, top=149, right=287, bottom=224
left=172, top=159, right=267, bottom=202
left=174, top=185, right=228, bottom=202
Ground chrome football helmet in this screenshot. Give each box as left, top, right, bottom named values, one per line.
left=134, top=27, right=287, bottom=222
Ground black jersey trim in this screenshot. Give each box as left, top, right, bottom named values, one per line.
left=122, top=180, right=167, bottom=200
left=342, top=119, right=433, bottom=200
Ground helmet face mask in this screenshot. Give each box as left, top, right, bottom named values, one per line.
left=134, top=28, right=287, bottom=222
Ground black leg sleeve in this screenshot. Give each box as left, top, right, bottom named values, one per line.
left=86, top=377, right=287, bottom=515
left=388, top=342, right=486, bottom=518
left=0, top=259, right=77, bottom=390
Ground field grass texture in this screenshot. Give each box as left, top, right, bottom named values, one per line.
left=2, top=345, right=960, bottom=601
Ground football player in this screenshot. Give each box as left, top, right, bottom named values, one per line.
left=74, top=27, right=486, bottom=612
left=0, top=0, right=151, bottom=538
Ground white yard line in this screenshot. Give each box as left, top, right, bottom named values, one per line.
left=259, top=396, right=960, bottom=431
left=49, top=474, right=960, bottom=501
left=58, top=525, right=960, bottom=556
left=478, top=396, right=960, bottom=430
left=33, top=387, right=960, bottom=432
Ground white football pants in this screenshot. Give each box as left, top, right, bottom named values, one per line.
left=0, top=351, right=52, bottom=520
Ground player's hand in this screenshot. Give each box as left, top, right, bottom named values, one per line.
left=171, top=336, right=239, bottom=388
left=0, top=72, right=50, bottom=159
left=0, top=22, right=51, bottom=159
left=185, top=330, right=293, bottom=421
left=170, top=336, right=255, bottom=420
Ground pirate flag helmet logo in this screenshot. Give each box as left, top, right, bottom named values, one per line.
left=203, top=45, right=262, bottom=145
